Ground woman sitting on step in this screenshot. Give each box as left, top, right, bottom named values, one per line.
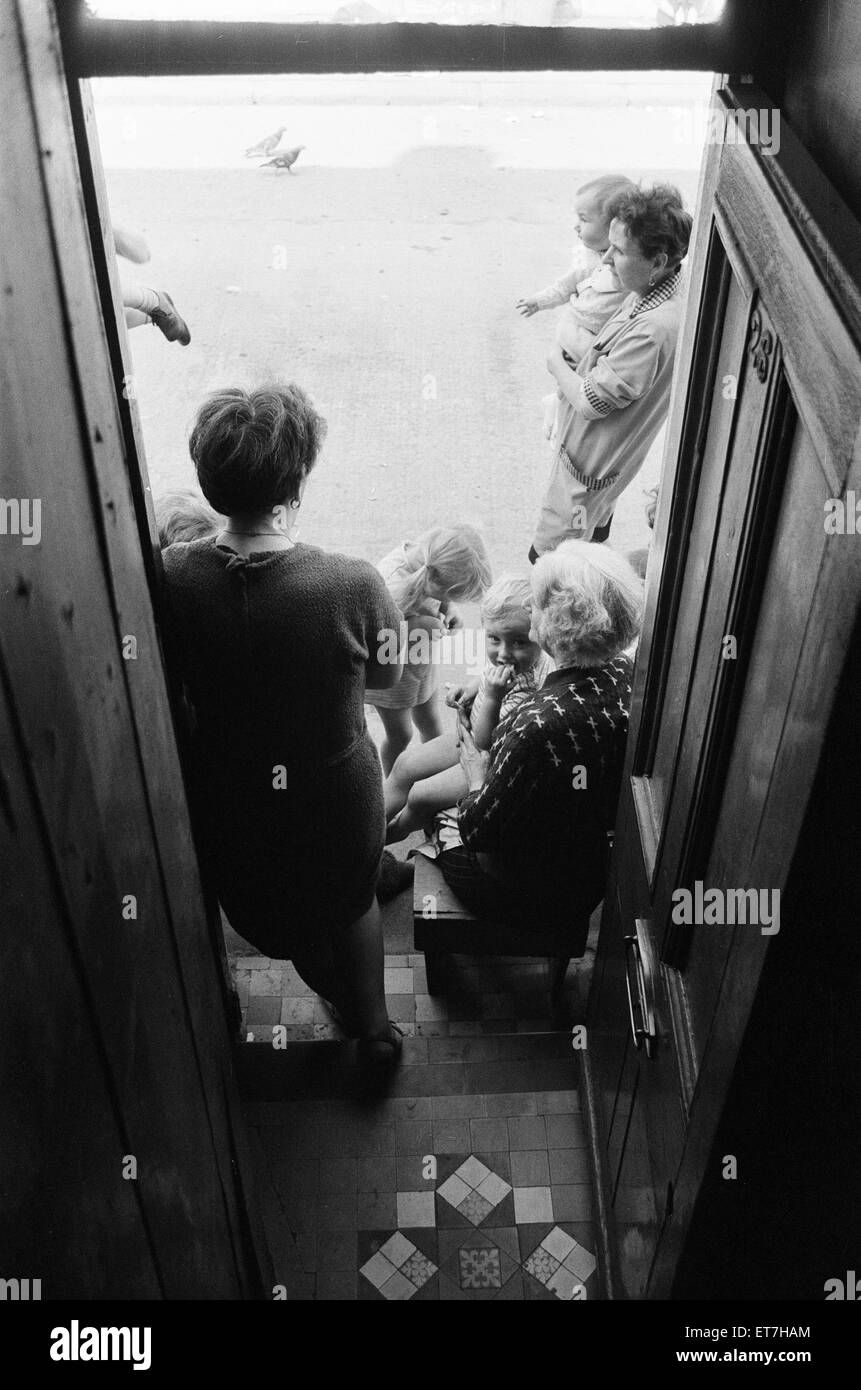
left=440, top=541, right=642, bottom=945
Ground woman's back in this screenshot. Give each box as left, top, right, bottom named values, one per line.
left=162, top=538, right=397, bottom=785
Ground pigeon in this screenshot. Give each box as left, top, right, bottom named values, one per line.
left=245, top=126, right=287, bottom=159
left=261, top=145, right=305, bottom=173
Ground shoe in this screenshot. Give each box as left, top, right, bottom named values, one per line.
left=376, top=850, right=414, bottom=903
left=357, top=1020, right=404, bottom=1068
left=150, top=291, right=191, bottom=345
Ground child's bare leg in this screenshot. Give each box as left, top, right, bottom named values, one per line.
left=377, top=706, right=413, bottom=776
left=411, top=689, right=445, bottom=743
left=385, top=729, right=458, bottom=820
left=388, top=765, right=469, bottom=842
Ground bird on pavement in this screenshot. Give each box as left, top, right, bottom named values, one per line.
left=245, top=126, right=287, bottom=158
left=261, top=145, right=305, bottom=173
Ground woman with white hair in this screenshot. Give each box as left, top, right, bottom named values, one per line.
left=442, top=541, right=643, bottom=938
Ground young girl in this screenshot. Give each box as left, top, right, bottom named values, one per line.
left=367, top=524, right=492, bottom=774
left=516, top=174, right=635, bottom=441
left=384, top=574, right=554, bottom=841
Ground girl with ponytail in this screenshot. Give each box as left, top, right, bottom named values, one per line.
left=368, top=524, right=492, bottom=773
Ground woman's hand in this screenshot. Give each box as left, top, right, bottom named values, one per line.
left=546, top=342, right=573, bottom=382
left=445, top=676, right=480, bottom=710
left=457, top=721, right=490, bottom=792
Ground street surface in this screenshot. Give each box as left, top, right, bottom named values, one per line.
left=95, top=70, right=710, bottom=684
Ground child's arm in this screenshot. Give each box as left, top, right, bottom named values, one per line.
left=517, top=267, right=582, bottom=317
left=470, top=664, right=515, bottom=751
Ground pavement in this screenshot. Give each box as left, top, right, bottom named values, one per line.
left=97, top=71, right=708, bottom=569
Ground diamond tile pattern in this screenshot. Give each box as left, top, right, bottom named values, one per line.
left=522, top=1225, right=594, bottom=1299
left=437, top=1153, right=513, bottom=1226
left=359, top=1232, right=438, bottom=1300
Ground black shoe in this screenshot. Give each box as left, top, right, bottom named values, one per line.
left=149, top=291, right=191, bottom=345
left=376, top=851, right=414, bottom=903
left=357, top=1020, right=404, bottom=1068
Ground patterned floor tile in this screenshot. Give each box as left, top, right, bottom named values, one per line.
left=357, top=1229, right=438, bottom=1301
left=459, top=1246, right=502, bottom=1289
left=402, top=1249, right=437, bottom=1288
left=520, top=1224, right=596, bottom=1299
left=524, top=1244, right=558, bottom=1284
left=458, top=1190, right=495, bottom=1225
left=439, top=1231, right=521, bottom=1295
left=435, top=1153, right=513, bottom=1229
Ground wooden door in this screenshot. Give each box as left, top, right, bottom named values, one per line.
left=0, top=0, right=269, bottom=1297
left=586, top=80, right=861, bottom=1299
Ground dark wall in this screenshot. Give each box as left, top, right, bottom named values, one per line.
left=776, top=0, right=861, bottom=225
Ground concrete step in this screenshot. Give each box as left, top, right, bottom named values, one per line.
left=234, top=1027, right=579, bottom=1101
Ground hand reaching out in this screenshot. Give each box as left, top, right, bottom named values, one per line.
left=445, top=676, right=480, bottom=711
left=516, top=297, right=540, bottom=317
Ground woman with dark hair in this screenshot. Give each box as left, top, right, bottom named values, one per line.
left=161, top=384, right=405, bottom=1064
left=530, top=183, right=693, bottom=558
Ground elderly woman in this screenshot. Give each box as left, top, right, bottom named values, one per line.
left=530, top=184, right=693, bottom=558
left=440, top=541, right=642, bottom=940
left=161, top=383, right=406, bottom=1063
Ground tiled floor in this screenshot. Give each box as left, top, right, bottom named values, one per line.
left=229, top=826, right=600, bottom=1300
left=235, top=948, right=594, bottom=1043
left=245, top=1091, right=597, bottom=1301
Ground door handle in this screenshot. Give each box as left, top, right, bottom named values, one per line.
left=623, top=918, right=658, bottom=1058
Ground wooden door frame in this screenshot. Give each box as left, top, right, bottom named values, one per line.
left=583, top=73, right=861, bottom=1299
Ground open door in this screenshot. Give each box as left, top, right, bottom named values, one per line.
left=586, top=78, right=861, bottom=1298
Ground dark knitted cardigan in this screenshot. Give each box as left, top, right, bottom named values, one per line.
left=457, top=656, right=633, bottom=922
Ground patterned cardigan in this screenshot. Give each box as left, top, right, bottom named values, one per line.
left=457, top=656, right=633, bottom=923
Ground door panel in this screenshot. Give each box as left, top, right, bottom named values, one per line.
left=586, top=80, right=861, bottom=1298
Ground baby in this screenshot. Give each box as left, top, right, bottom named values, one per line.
left=384, top=574, right=554, bottom=842
left=517, top=174, right=635, bottom=440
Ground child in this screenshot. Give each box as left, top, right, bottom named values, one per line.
left=384, top=574, right=554, bottom=842
left=367, top=524, right=492, bottom=774
left=516, top=174, right=635, bottom=440
left=155, top=489, right=222, bottom=548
